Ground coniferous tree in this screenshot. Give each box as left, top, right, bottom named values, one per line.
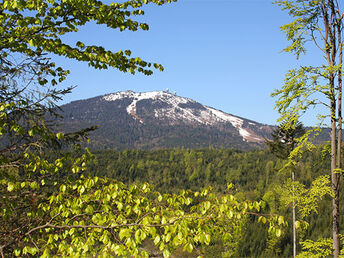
left=266, top=121, right=305, bottom=257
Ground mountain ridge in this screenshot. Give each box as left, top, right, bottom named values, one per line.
left=58, top=90, right=274, bottom=150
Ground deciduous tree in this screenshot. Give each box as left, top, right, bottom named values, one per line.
left=266, top=121, right=305, bottom=257
left=273, top=0, right=343, bottom=256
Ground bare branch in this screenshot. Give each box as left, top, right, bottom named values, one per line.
left=28, top=234, right=40, bottom=252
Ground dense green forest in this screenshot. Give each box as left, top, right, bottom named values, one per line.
left=86, top=147, right=339, bottom=257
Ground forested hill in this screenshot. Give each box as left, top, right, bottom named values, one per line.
left=58, top=90, right=274, bottom=150
left=85, top=147, right=337, bottom=257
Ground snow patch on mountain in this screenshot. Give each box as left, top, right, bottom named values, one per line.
left=104, top=90, right=191, bottom=104
left=104, top=90, right=195, bottom=123
left=104, top=90, right=159, bottom=101
left=205, top=107, right=262, bottom=142
left=206, top=107, right=242, bottom=126
left=105, top=91, right=169, bottom=123
left=127, top=100, right=143, bottom=123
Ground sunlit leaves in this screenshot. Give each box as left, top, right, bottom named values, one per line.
left=8, top=176, right=272, bottom=257
left=297, top=238, right=333, bottom=257
left=7, top=182, right=14, bottom=192
left=274, top=0, right=322, bottom=59
left=0, top=0, right=286, bottom=257
left=0, top=0, right=177, bottom=76
left=278, top=175, right=332, bottom=219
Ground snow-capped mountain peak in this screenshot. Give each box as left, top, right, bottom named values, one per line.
left=103, top=90, right=265, bottom=142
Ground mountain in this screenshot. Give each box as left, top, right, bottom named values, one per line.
left=58, top=90, right=275, bottom=150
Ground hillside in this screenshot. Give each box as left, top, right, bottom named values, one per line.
left=58, top=90, right=275, bottom=150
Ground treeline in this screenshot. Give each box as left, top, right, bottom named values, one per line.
left=86, top=147, right=339, bottom=257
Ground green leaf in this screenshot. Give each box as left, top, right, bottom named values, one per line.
left=261, top=216, right=267, bottom=224
left=56, top=132, right=64, bottom=139
left=7, top=182, right=14, bottom=192
left=228, top=210, right=233, bottom=218
left=295, top=220, right=301, bottom=229
left=117, top=202, right=123, bottom=211
left=79, top=185, right=85, bottom=194
left=185, top=197, right=192, bottom=205
left=135, top=229, right=141, bottom=242
left=278, top=216, right=284, bottom=225
left=14, top=249, right=21, bottom=256
left=119, top=228, right=131, bottom=240
left=165, top=233, right=171, bottom=242
left=205, top=234, right=211, bottom=245
left=163, top=249, right=170, bottom=258
left=30, top=181, right=39, bottom=190
left=158, top=194, right=163, bottom=202
left=204, top=201, right=211, bottom=211
left=60, top=185, right=66, bottom=192
left=185, top=243, right=193, bottom=253
left=154, top=235, right=161, bottom=245
left=28, top=129, right=34, bottom=136
left=85, top=205, right=94, bottom=214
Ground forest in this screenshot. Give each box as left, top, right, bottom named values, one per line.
left=0, top=0, right=343, bottom=257
left=86, top=147, right=336, bottom=257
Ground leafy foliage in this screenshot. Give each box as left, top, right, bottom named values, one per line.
left=86, top=147, right=341, bottom=256
left=0, top=0, right=174, bottom=74
left=297, top=238, right=333, bottom=258
left=278, top=175, right=332, bottom=219
left=273, top=0, right=344, bottom=255
left=7, top=176, right=271, bottom=257
left=0, top=1, right=284, bottom=257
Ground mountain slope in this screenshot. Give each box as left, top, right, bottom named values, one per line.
left=59, top=90, right=274, bottom=150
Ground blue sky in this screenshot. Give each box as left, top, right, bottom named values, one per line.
left=55, top=0, right=323, bottom=126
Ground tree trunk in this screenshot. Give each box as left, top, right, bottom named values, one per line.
left=337, top=16, right=343, bottom=169
left=333, top=174, right=340, bottom=258
left=331, top=86, right=340, bottom=258
left=322, top=1, right=340, bottom=255
left=292, top=170, right=296, bottom=258
left=335, top=17, right=343, bottom=258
